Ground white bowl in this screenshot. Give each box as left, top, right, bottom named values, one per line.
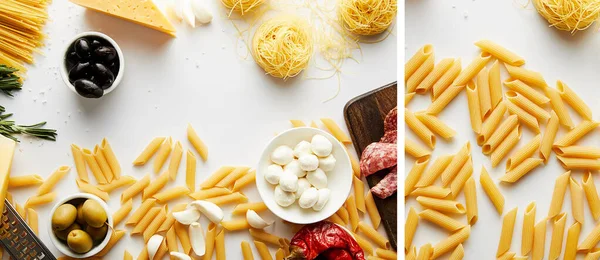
left=256, top=127, right=353, bottom=224
left=48, top=193, right=113, bottom=258
left=59, top=31, right=124, bottom=98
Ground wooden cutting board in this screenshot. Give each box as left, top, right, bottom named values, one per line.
left=344, top=82, right=398, bottom=250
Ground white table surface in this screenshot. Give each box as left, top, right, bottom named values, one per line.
left=0, top=0, right=397, bottom=258
left=406, top=1, right=600, bottom=259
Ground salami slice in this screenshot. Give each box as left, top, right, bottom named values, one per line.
left=371, top=166, right=397, bottom=199
left=380, top=130, right=397, bottom=144
left=383, top=107, right=397, bottom=132
left=360, top=142, right=397, bottom=177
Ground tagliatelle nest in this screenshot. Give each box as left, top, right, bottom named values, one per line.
left=533, top=0, right=600, bottom=33
left=338, top=0, right=397, bottom=36
left=252, top=16, right=314, bottom=79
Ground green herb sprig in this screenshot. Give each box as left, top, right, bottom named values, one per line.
left=0, top=65, right=22, bottom=97
left=0, top=106, right=57, bottom=141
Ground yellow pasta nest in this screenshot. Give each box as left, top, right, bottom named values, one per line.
left=221, top=0, right=265, bottom=16
left=338, top=0, right=397, bottom=36
left=533, top=0, right=600, bottom=33
left=252, top=16, right=314, bottom=79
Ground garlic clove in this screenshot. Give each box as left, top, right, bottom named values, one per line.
left=147, top=235, right=164, bottom=260
left=170, top=252, right=192, bottom=260
left=182, top=0, right=196, bottom=27
left=246, top=209, right=273, bottom=229
left=172, top=0, right=184, bottom=20
left=189, top=222, right=206, bottom=256
left=191, top=0, right=213, bottom=24
left=173, top=208, right=201, bottom=225
left=187, top=200, right=224, bottom=223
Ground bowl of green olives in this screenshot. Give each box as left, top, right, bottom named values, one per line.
left=60, top=31, right=124, bottom=99
left=48, top=193, right=113, bottom=258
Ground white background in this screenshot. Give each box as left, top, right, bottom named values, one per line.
left=0, top=0, right=397, bottom=258
left=406, top=0, right=600, bottom=259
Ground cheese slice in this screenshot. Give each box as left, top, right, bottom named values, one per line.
left=70, top=0, right=176, bottom=37
left=0, top=135, right=16, bottom=214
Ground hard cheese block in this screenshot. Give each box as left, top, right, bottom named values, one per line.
left=0, top=135, right=16, bottom=215
left=70, top=0, right=176, bottom=37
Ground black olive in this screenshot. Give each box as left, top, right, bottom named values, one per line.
left=91, top=63, right=115, bottom=89
left=74, top=79, right=103, bottom=98
left=108, top=60, right=120, bottom=75
left=90, top=39, right=102, bottom=50
left=66, top=51, right=79, bottom=71
left=68, top=62, right=92, bottom=83
left=93, top=46, right=117, bottom=62
left=74, top=38, right=92, bottom=60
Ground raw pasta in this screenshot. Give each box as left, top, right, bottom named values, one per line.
left=410, top=186, right=451, bottom=198
left=453, top=52, right=491, bottom=86
left=205, top=223, right=217, bottom=260
left=8, top=174, right=43, bottom=188
left=93, top=145, right=114, bottom=182
left=415, top=196, right=466, bottom=214
left=415, top=113, right=456, bottom=140
left=189, top=187, right=233, bottom=200
left=505, top=91, right=549, bottom=122
left=76, top=179, right=109, bottom=201
left=464, top=177, right=477, bottom=225
left=153, top=137, right=172, bottom=174
left=186, top=150, right=196, bottom=192
left=405, top=157, right=430, bottom=196
left=353, top=176, right=366, bottom=213
left=26, top=208, right=38, bottom=235
left=476, top=67, right=492, bottom=119
left=482, top=115, right=518, bottom=155
left=416, top=243, right=432, bottom=260
left=490, top=126, right=521, bottom=168
left=405, top=92, right=416, bottom=106
left=200, top=166, right=236, bottom=189
left=416, top=58, right=454, bottom=94
left=418, top=209, right=465, bottom=232
left=222, top=218, right=251, bottom=231
left=497, top=207, right=517, bottom=257
left=545, top=86, right=574, bottom=129
left=168, top=141, right=183, bottom=180
left=474, top=40, right=525, bottom=66
left=405, top=207, right=418, bottom=252
left=465, top=80, right=483, bottom=134
left=97, top=175, right=136, bottom=193
left=503, top=79, right=550, bottom=105
left=554, top=120, right=600, bottom=148
left=25, top=192, right=56, bottom=208
left=499, top=158, right=543, bottom=183
left=152, top=186, right=190, bottom=203
left=415, top=155, right=453, bottom=187
left=478, top=101, right=507, bottom=146
left=406, top=44, right=434, bottom=81
left=142, top=171, right=169, bottom=200
left=365, top=191, right=382, bottom=229
left=405, top=108, right=436, bottom=149
left=555, top=145, right=600, bottom=158
left=548, top=212, right=567, bottom=259
left=583, top=172, right=600, bottom=220
left=100, top=138, right=121, bottom=179
left=406, top=54, right=434, bottom=93
left=405, top=138, right=431, bottom=159
left=449, top=158, right=473, bottom=199
left=432, top=58, right=462, bottom=100
left=548, top=171, right=570, bottom=219
left=489, top=61, right=502, bottom=109
left=449, top=244, right=464, bottom=260
left=289, top=120, right=306, bottom=127
left=505, top=101, right=540, bottom=133
left=346, top=195, right=359, bottom=231
left=71, top=144, right=89, bottom=183
left=126, top=198, right=156, bottom=225
left=557, top=80, right=592, bottom=120
left=254, top=240, right=273, bottom=260
left=96, top=230, right=125, bottom=256
left=133, top=137, right=166, bottom=166
left=540, top=111, right=559, bottom=163
left=250, top=228, right=285, bottom=247
left=532, top=220, right=546, bottom=260
left=440, top=142, right=470, bottom=187
left=504, top=64, right=548, bottom=88
left=564, top=222, right=581, bottom=260
left=233, top=169, right=257, bottom=191
left=521, top=202, right=536, bottom=256
left=113, top=199, right=132, bottom=226
left=205, top=192, right=248, bottom=205
left=241, top=241, right=254, bottom=260
left=426, top=85, right=465, bottom=115
left=557, top=156, right=600, bottom=170
left=353, top=232, right=374, bottom=255
left=232, top=202, right=268, bottom=215
left=320, top=118, right=352, bottom=144
left=570, top=177, right=584, bottom=224
left=480, top=167, right=504, bottom=214
left=37, top=166, right=70, bottom=195
left=431, top=226, right=470, bottom=259
left=216, top=166, right=250, bottom=188
left=121, top=174, right=150, bottom=202
left=188, top=124, right=209, bottom=161
left=506, top=134, right=541, bottom=171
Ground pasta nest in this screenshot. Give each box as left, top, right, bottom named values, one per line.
left=220, top=0, right=265, bottom=16
left=533, top=0, right=600, bottom=33
left=338, top=0, right=397, bottom=36
left=252, top=16, right=314, bottom=79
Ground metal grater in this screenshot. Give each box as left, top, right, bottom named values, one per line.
left=0, top=199, right=56, bottom=260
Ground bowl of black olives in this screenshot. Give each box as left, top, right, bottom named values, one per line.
left=61, top=32, right=124, bottom=99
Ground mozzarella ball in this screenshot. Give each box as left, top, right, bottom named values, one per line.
left=306, top=168, right=328, bottom=189
left=298, top=188, right=319, bottom=209
left=295, top=178, right=311, bottom=199
left=274, top=185, right=296, bottom=207
left=284, top=160, right=306, bottom=177
left=271, top=145, right=294, bottom=165
left=279, top=173, right=299, bottom=192
left=293, top=141, right=312, bottom=158
left=312, top=188, right=331, bottom=211
left=299, top=154, right=319, bottom=171
left=318, top=154, right=336, bottom=172
left=311, top=135, right=332, bottom=157
left=265, top=164, right=283, bottom=185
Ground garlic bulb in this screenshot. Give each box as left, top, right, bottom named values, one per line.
left=188, top=200, right=224, bottom=223
left=246, top=209, right=273, bottom=229
left=173, top=208, right=201, bottom=225
left=147, top=235, right=164, bottom=260
left=189, top=222, right=206, bottom=256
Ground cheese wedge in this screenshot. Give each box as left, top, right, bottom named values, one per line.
left=0, top=135, right=16, bottom=214
left=70, top=0, right=176, bottom=37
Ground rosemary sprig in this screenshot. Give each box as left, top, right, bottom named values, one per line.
left=0, top=105, right=57, bottom=141
left=0, top=65, right=22, bottom=97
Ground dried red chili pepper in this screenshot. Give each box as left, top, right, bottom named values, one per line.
left=286, top=221, right=365, bottom=260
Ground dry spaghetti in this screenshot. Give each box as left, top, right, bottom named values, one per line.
left=252, top=15, right=314, bottom=79
left=338, top=0, right=397, bottom=36
left=533, top=0, right=600, bottom=33
left=221, top=0, right=266, bottom=16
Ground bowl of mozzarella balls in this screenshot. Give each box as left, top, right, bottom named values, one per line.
left=256, top=127, right=353, bottom=224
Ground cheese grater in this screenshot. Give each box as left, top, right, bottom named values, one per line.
left=0, top=199, right=56, bottom=260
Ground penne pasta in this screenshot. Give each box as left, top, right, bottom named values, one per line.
left=540, top=111, right=559, bottom=163
left=416, top=196, right=465, bottom=214
left=558, top=80, right=592, bottom=120
left=477, top=67, right=492, bottom=119
left=504, top=64, right=547, bottom=88
left=548, top=171, right=570, bottom=219
left=201, top=166, right=236, bottom=189
left=497, top=207, right=518, bottom=257
left=310, top=121, right=318, bottom=128
left=406, top=246, right=417, bottom=260
left=482, top=115, right=518, bottom=155
left=554, top=120, right=600, bottom=148
left=215, top=228, right=226, bottom=260
left=521, top=202, right=536, bottom=256
left=189, top=187, right=233, bottom=200
left=232, top=202, right=268, bottom=215
left=346, top=195, right=360, bottom=231
left=120, top=174, right=150, bottom=203
left=489, top=60, right=502, bottom=109
left=328, top=213, right=345, bottom=226
left=289, top=120, right=306, bottom=127
left=337, top=205, right=350, bottom=225
left=499, top=158, right=543, bottom=183
left=8, top=174, right=43, bottom=188
left=464, top=177, right=477, bottom=225
left=126, top=198, right=156, bottom=225
left=365, top=191, right=381, bottom=229
left=453, top=52, right=491, bottom=86
left=25, top=192, right=55, bottom=208
left=97, top=175, right=136, bottom=193
left=188, top=124, right=209, bottom=161
left=83, top=148, right=107, bottom=184
left=416, top=58, right=454, bottom=94
left=570, top=177, right=584, bottom=224
left=153, top=186, right=190, bottom=203
left=250, top=228, right=285, bottom=247
left=353, top=176, right=366, bottom=213
left=275, top=249, right=284, bottom=260
left=557, top=156, right=600, bottom=170
left=426, top=85, right=465, bottom=115
left=153, top=137, right=172, bottom=174
left=546, top=86, right=574, bottom=128
left=405, top=138, right=431, bottom=159
left=449, top=244, right=464, bottom=260
left=586, top=250, right=600, bottom=260
left=406, top=44, right=434, bottom=81
left=505, top=101, right=540, bottom=133
left=415, top=113, right=456, bottom=140
left=532, top=220, right=546, bottom=260
left=216, top=166, right=251, bottom=188
left=416, top=243, right=432, bottom=260
left=449, top=158, right=473, bottom=199
left=358, top=222, right=390, bottom=249
left=94, top=145, right=114, bottom=183
left=168, top=141, right=183, bottom=180
left=241, top=241, right=254, bottom=260
left=185, top=150, right=196, bottom=192
left=221, top=218, right=251, bottom=231
left=406, top=54, right=434, bottom=93
left=506, top=134, right=541, bottom=171
left=76, top=179, right=109, bottom=201
left=71, top=144, right=88, bottom=183
left=113, top=199, right=132, bottom=226
left=490, top=126, right=521, bottom=168
left=405, top=157, right=430, bottom=196
left=96, top=230, right=125, bottom=256
left=254, top=241, right=273, bottom=260
left=26, top=208, right=38, bottom=235
left=131, top=206, right=161, bottom=234
left=352, top=231, right=373, bottom=255
left=478, top=101, right=507, bottom=146
left=405, top=92, right=415, bottom=106
left=233, top=169, right=257, bottom=191
left=133, top=137, right=166, bottom=166
left=580, top=222, right=600, bottom=251
left=100, top=138, right=121, bottom=180
left=474, top=40, right=525, bottom=66
left=320, top=118, right=352, bottom=144
left=142, top=171, right=169, bottom=200
left=432, top=58, right=462, bottom=100
left=124, top=250, right=132, bottom=260
left=174, top=222, right=192, bottom=254
left=564, top=222, right=581, bottom=260
left=166, top=226, right=178, bottom=255
left=205, top=192, right=248, bottom=205
left=431, top=226, right=470, bottom=259
left=480, top=166, right=504, bottom=214
left=415, top=155, right=453, bottom=187
left=548, top=212, right=567, bottom=260
left=418, top=209, right=465, bottom=232
left=506, top=91, right=549, bottom=121
left=556, top=145, right=600, bottom=159
left=583, top=172, right=600, bottom=220
left=410, top=186, right=451, bottom=199
left=37, top=166, right=70, bottom=195
left=406, top=108, right=436, bottom=148
left=503, top=79, right=550, bottom=105
left=441, top=142, right=470, bottom=187
left=204, top=223, right=217, bottom=260
left=158, top=203, right=186, bottom=233
left=405, top=207, right=418, bottom=252
left=465, top=80, right=483, bottom=134
left=15, top=203, right=25, bottom=219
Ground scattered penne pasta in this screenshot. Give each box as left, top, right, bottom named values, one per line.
left=432, top=58, right=462, bottom=100
left=497, top=207, right=517, bottom=257
left=474, top=40, right=525, bottom=66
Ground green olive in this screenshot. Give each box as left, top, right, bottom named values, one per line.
left=54, top=223, right=81, bottom=241
left=85, top=224, right=107, bottom=243
left=76, top=203, right=86, bottom=225
left=67, top=230, right=93, bottom=254
left=52, top=204, right=77, bottom=231
left=82, top=199, right=107, bottom=228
